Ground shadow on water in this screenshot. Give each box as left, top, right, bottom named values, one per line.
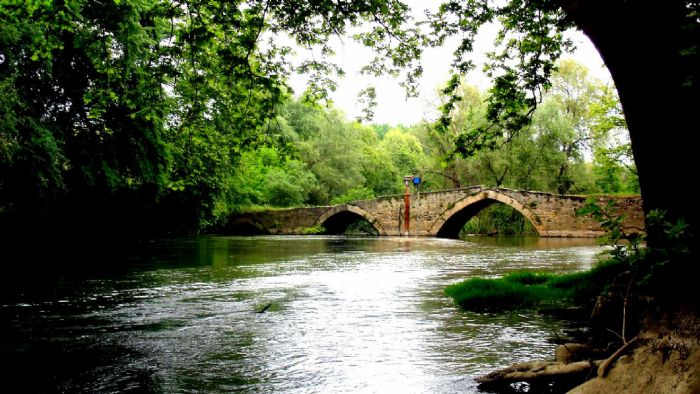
left=462, top=235, right=599, bottom=249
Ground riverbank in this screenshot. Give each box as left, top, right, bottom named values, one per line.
left=474, top=308, right=700, bottom=393
left=570, top=307, right=700, bottom=393
left=451, top=265, right=700, bottom=393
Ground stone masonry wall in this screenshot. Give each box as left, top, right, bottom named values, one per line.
left=227, top=187, right=645, bottom=238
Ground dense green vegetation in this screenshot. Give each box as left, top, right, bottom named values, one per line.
left=3, top=0, right=692, bottom=251
left=1, top=0, right=634, bottom=242
left=414, top=60, right=638, bottom=195
left=230, top=59, right=638, bottom=204
left=1, top=1, right=289, bottom=238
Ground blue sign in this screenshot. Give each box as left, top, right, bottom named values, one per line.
left=413, top=177, right=421, bottom=185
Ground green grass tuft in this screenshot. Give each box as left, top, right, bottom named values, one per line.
left=503, top=271, right=551, bottom=285
left=445, top=259, right=627, bottom=311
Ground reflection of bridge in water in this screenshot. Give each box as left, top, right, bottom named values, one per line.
left=228, top=186, right=645, bottom=238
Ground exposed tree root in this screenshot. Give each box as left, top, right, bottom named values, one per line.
left=597, top=336, right=639, bottom=377
left=475, top=338, right=642, bottom=391
left=476, top=359, right=601, bottom=389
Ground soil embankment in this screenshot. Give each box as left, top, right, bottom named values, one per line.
left=570, top=308, right=700, bottom=393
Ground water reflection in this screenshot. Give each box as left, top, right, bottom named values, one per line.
left=1, top=236, right=602, bottom=393
left=462, top=235, right=602, bottom=249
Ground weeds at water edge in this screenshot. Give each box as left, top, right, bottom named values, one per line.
left=445, top=259, right=626, bottom=311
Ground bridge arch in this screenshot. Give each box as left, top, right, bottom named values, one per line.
left=315, top=204, right=387, bottom=235
left=429, top=190, right=546, bottom=238
left=227, top=217, right=270, bottom=235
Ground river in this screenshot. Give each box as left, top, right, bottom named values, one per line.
left=0, top=235, right=603, bottom=393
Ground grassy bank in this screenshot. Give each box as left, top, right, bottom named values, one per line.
left=445, top=260, right=626, bottom=310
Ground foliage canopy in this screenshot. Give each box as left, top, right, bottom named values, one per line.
left=2, top=0, right=696, bottom=245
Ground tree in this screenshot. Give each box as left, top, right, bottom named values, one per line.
left=330, top=186, right=375, bottom=204
left=283, top=101, right=370, bottom=203
left=0, top=1, right=292, bottom=236
left=416, top=61, right=627, bottom=195
left=358, top=126, right=402, bottom=196
left=229, top=146, right=318, bottom=208
left=380, top=128, right=425, bottom=178
left=416, top=84, right=486, bottom=189
left=588, top=84, right=639, bottom=194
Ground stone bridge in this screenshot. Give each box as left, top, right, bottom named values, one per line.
left=226, top=186, right=645, bottom=238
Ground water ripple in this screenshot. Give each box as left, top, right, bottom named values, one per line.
left=0, top=235, right=602, bottom=393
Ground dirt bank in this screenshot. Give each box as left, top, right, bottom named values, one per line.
left=569, top=308, right=700, bottom=393
left=475, top=307, right=700, bottom=393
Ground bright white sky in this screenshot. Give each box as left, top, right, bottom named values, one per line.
left=287, top=4, right=612, bottom=126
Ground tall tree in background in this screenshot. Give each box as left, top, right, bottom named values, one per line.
left=420, top=84, right=486, bottom=189
left=542, top=60, right=596, bottom=194
left=416, top=60, right=633, bottom=195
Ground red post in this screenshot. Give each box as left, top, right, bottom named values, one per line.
left=403, top=176, right=412, bottom=235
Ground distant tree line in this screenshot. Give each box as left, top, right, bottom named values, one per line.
left=234, top=59, right=637, bottom=201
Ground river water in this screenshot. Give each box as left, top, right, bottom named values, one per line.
left=0, top=235, right=602, bottom=393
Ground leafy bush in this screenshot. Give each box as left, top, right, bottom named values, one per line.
left=330, top=187, right=375, bottom=205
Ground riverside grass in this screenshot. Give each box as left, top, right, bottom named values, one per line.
left=445, top=260, right=625, bottom=310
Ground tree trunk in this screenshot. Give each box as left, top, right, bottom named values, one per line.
left=560, top=0, right=699, bottom=251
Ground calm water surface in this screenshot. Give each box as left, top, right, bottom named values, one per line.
left=1, top=236, right=603, bottom=393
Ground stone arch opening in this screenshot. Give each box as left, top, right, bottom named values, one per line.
left=316, top=205, right=386, bottom=236
left=227, top=218, right=269, bottom=235
left=461, top=203, right=538, bottom=236
left=431, top=190, right=545, bottom=238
